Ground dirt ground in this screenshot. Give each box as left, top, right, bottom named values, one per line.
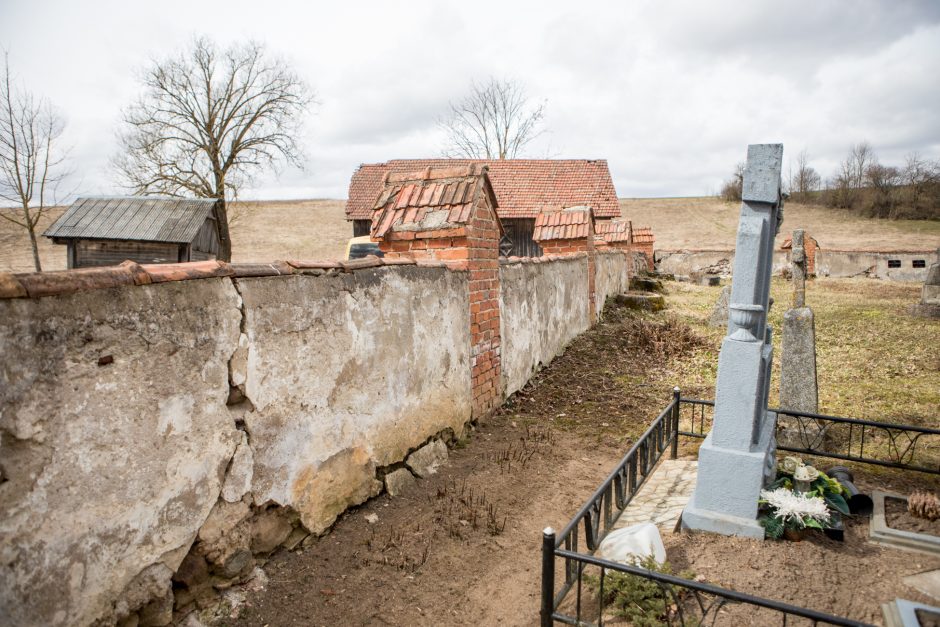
left=3, top=198, right=939, bottom=272
left=216, top=294, right=939, bottom=627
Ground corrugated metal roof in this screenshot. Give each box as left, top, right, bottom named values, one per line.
left=44, top=197, right=217, bottom=243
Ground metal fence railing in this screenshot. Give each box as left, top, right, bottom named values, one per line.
left=541, top=390, right=938, bottom=626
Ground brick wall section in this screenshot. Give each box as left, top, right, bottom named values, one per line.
left=805, top=237, right=818, bottom=276
left=374, top=167, right=503, bottom=419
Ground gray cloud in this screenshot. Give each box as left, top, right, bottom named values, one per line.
left=1, top=0, right=938, bottom=201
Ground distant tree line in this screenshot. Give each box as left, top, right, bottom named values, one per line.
left=721, top=143, right=940, bottom=220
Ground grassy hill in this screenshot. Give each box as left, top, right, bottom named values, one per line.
left=2, top=197, right=938, bottom=273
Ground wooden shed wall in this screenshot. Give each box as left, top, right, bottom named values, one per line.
left=73, top=240, right=181, bottom=268
left=191, top=218, right=221, bottom=257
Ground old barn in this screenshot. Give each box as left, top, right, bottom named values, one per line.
left=44, top=197, right=221, bottom=268
left=345, top=159, right=621, bottom=257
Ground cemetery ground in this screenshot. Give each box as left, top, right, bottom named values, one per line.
left=220, top=277, right=939, bottom=627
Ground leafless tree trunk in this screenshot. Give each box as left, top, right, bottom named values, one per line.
left=0, top=53, right=67, bottom=272
left=720, top=162, right=744, bottom=202
left=440, top=77, right=545, bottom=160
left=114, top=37, right=313, bottom=261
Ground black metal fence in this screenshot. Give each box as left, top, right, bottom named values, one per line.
left=541, top=390, right=938, bottom=626
left=679, top=399, right=940, bottom=475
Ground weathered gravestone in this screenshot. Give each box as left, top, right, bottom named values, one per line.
left=912, top=248, right=940, bottom=319
left=708, top=285, right=731, bottom=328
left=779, top=229, right=819, bottom=414
left=683, top=144, right=783, bottom=539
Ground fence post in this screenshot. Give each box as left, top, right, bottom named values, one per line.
left=671, top=386, right=681, bottom=459
left=541, top=527, right=556, bottom=627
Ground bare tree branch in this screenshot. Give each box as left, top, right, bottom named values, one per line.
left=0, top=52, right=68, bottom=271
left=439, top=77, right=545, bottom=160
left=113, top=36, right=314, bottom=260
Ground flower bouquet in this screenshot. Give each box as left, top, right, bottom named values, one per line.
left=759, top=456, right=850, bottom=540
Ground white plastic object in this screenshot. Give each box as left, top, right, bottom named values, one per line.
left=597, top=522, right=667, bottom=565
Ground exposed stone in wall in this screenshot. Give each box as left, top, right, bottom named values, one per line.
left=0, top=279, right=242, bottom=626
left=235, top=267, right=471, bottom=535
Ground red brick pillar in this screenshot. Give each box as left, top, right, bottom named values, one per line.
left=371, top=165, right=503, bottom=420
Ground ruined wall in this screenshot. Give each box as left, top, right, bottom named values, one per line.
left=0, top=278, right=242, bottom=627
left=655, top=249, right=789, bottom=278
left=499, top=255, right=592, bottom=397
left=815, top=250, right=934, bottom=282
left=0, top=262, right=471, bottom=626
left=1, top=248, right=615, bottom=625
left=235, top=267, right=471, bottom=535
left=594, top=250, right=631, bottom=319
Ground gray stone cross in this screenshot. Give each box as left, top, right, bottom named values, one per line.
left=791, top=229, right=807, bottom=308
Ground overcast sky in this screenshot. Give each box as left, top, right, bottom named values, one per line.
left=2, top=0, right=939, bottom=200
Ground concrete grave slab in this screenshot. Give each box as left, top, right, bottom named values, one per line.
left=870, top=491, right=940, bottom=557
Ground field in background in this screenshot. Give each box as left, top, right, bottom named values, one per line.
left=620, top=197, right=940, bottom=251
left=3, top=197, right=939, bottom=272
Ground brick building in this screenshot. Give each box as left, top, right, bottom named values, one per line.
left=533, top=206, right=598, bottom=320
left=594, top=220, right=656, bottom=271
left=347, top=159, right=620, bottom=257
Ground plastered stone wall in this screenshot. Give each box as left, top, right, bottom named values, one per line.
left=594, top=250, right=631, bottom=319
left=0, top=279, right=242, bottom=627
left=655, top=249, right=790, bottom=278
left=815, top=250, right=933, bottom=282
left=235, top=266, right=471, bottom=534
left=499, top=256, right=592, bottom=397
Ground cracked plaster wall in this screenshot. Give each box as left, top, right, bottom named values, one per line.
left=0, top=279, right=242, bottom=626
left=594, top=251, right=631, bottom=320
left=234, top=266, right=472, bottom=534
left=499, top=257, right=592, bottom=397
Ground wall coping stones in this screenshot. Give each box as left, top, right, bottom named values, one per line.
left=230, top=261, right=294, bottom=277
left=286, top=259, right=343, bottom=270
left=0, top=271, right=28, bottom=298
left=338, top=256, right=385, bottom=272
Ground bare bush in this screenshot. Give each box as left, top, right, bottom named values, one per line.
left=788, top=149, right=821, bottom=204
left=719, top=163, right=744, bottom=202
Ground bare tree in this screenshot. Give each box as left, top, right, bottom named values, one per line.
left=0, top=53, right=68, bottom=272
left=114, top=37, right=312, bottom=261
left=440, top=77, right=545, bottom=159
left=788, top=149, right=821, bottom=204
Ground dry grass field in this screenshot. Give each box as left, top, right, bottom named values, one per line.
left=620, top=197, right=940, bottom=251
left=2, top=197, right=938, bottom=273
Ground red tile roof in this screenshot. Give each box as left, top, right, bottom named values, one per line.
left=346, top=159, right=619, bottom=221
left=595, top=220, right=631, bottom=243
left=632, top=227, right=655, bottom=244
left=533, top=206, right=594, bottom=241
left=371, top=165, right=497, bottom=239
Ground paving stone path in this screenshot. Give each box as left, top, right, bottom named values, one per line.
left=613, top=460, right=698, bottom=531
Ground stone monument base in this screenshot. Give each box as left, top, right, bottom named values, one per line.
left=682, top=411, right=777, bottom=539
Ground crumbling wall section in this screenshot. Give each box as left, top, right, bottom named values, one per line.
left=236, top=266, right=471, bottom=534
left=498, top=255, right=592, bottom=397
left=0, top=278, right=242, bottom=627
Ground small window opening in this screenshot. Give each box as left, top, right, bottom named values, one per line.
left=888, top=259, right=901, bottom=268
left=913, top=259, right=926, bottom=269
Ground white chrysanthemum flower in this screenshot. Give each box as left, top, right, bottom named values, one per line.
left=760, top=488, right=830, bottom=528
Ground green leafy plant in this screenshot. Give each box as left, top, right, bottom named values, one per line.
left=587, top=555, right=696, bottom=627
